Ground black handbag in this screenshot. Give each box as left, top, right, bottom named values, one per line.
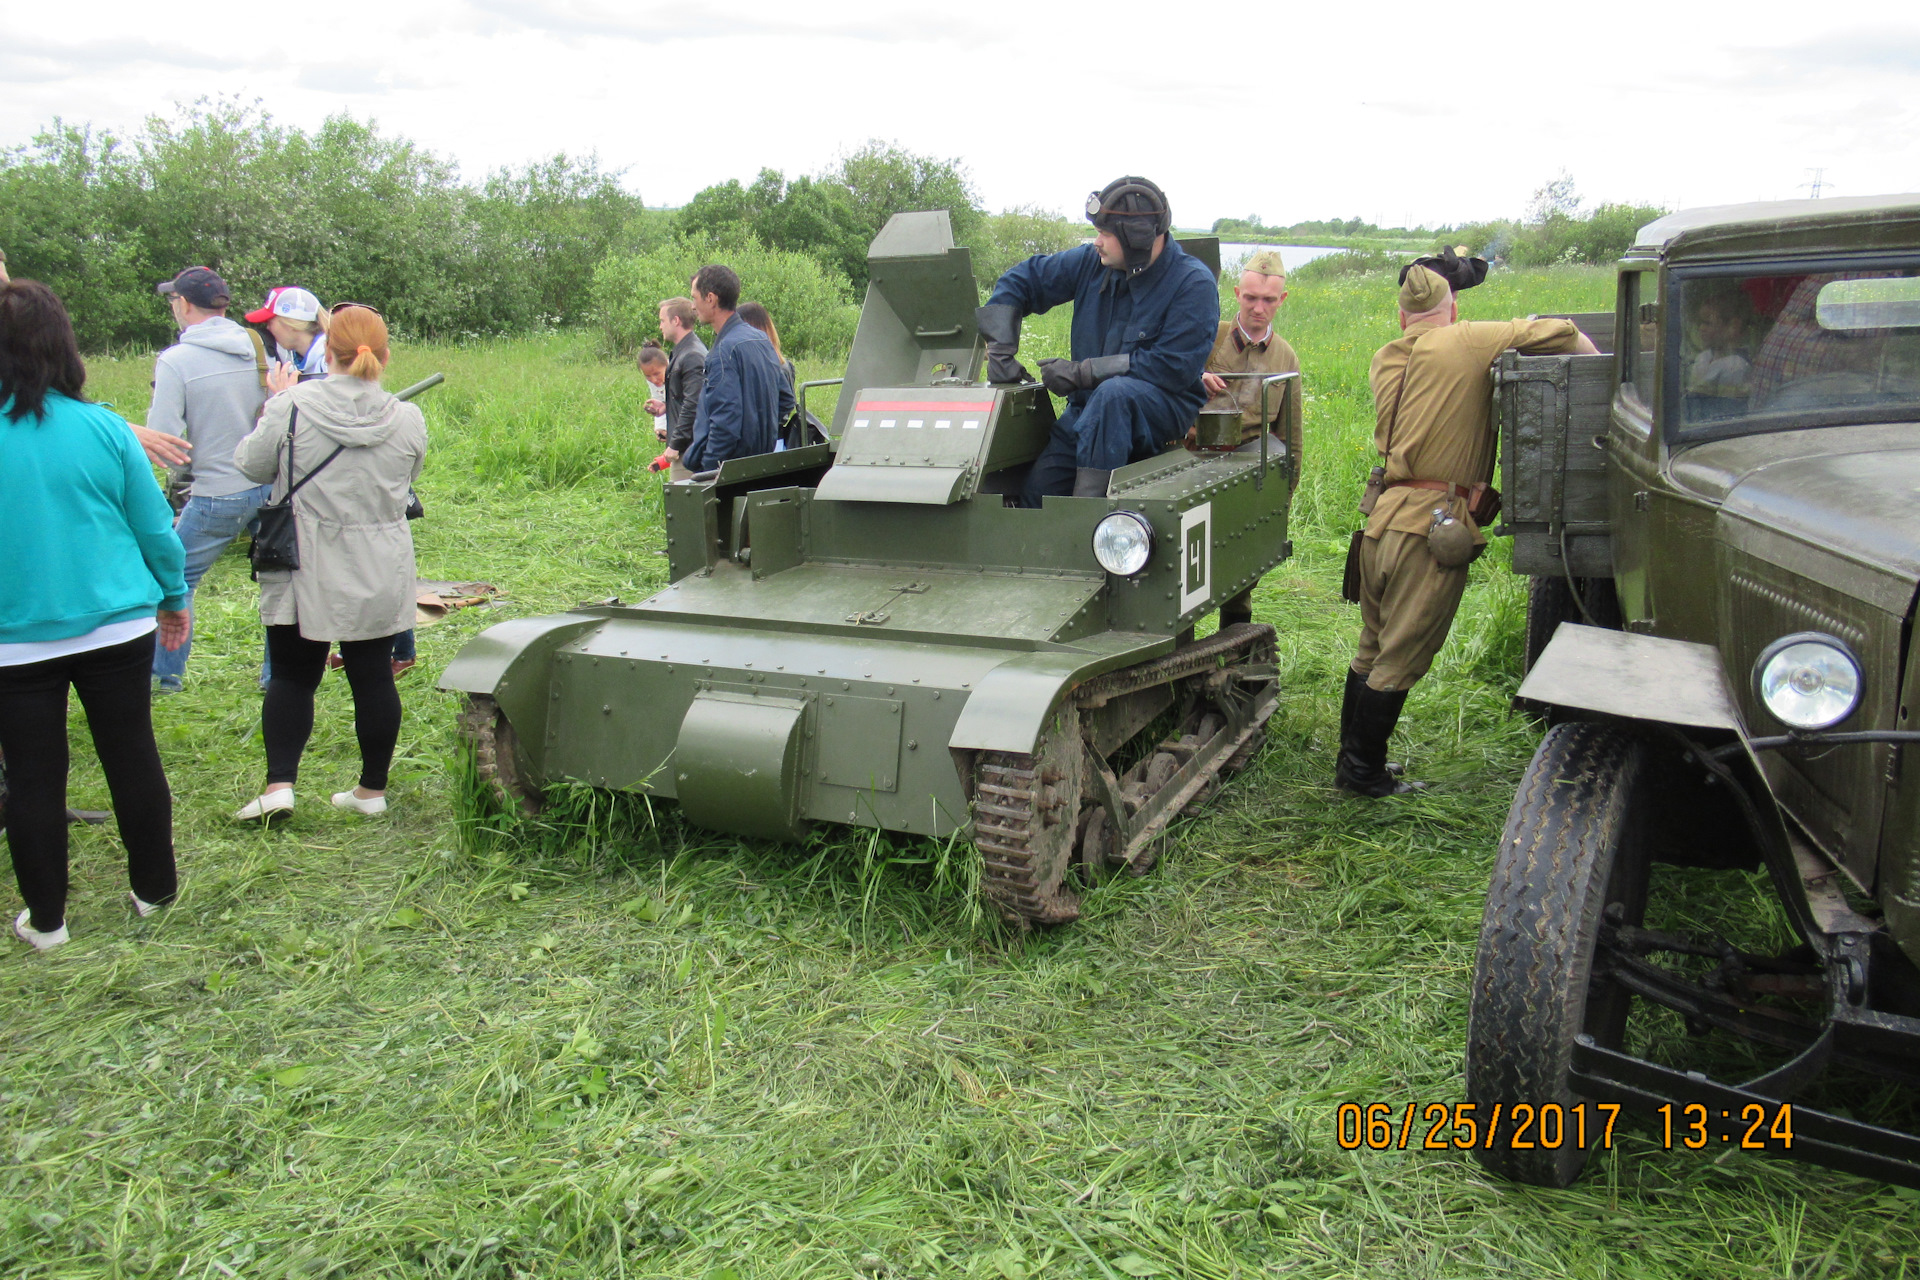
left=250, top=406, right=344, bottom=575
left=404, top=489, right=424, bottom=520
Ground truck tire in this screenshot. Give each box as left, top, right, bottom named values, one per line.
left=1523, top=576, right=1621, bottom=674
left=1465, top=720, right=1652, bottom=1187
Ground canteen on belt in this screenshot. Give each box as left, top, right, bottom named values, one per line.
left=1427, top=504, right=1479, bottom=567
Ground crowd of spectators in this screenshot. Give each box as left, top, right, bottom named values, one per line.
left=0, top=252, right=804, bottom=951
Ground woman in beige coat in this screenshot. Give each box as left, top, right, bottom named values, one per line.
left=230, top=305, right=426, bottom=822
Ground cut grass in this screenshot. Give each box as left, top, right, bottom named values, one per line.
left=4, top=271, right=1916, bottom=1278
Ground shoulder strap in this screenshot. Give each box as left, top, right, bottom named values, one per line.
left=1381, top=344, right=1417, bottom=458
left=246, top=327, right=270, bottom=389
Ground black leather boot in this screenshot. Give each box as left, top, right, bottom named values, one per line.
left=1072, top=468, right=1113, bottom=498
left=1336, top=681, right=1422, bottom=797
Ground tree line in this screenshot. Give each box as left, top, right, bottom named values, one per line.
left=0, top=101, right=1081, bottom=358
left=1215, top=174, right=1669, bottom=268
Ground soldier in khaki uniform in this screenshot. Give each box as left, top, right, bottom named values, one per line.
left=1338, top=260, right=1597, bottom=796
left=1201, top=249, right=1303, bottom=627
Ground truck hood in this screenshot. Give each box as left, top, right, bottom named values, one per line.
left=1716, top=446, right=1920, bottom=617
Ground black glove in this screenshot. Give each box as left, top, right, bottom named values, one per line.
left=1037, top=354, right=1130, bottom=397
left=976, top=304, right=1032, bottom=384
left=987, top=344, right=1033, bottom=384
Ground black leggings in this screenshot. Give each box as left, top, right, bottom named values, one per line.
left=263, top=627, right=402, bottom=790
left=0, top=631, right=176, bottom=931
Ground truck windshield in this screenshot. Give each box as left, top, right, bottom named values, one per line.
left=1673, top=262, right=1920, bottom=436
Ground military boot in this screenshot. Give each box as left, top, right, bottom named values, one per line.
left=1072, top=468, right=1113, bottom=498
left=1336, top=679, right=1423, bottom=797
left=1339, top=668, right=1405, bottom=780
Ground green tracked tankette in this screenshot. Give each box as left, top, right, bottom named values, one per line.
left=442, top=212, right=1296, bottom=925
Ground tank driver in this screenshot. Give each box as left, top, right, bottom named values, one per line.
left=1340, top=254, right=1596, bottom=797
left=975, top=176, right=1219, bottom=502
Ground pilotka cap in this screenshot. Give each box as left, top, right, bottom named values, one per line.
left=1241, top=249, right=1287, bottom=279
left=1398, top=263, right=1450, bottom=314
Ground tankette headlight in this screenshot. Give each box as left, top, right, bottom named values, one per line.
left=1093, top=510, right=1154, bottom=577
left=1754, top=632, right=1862, bottom=731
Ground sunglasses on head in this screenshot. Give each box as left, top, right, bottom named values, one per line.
left=330, top=301, right=383, bottom=318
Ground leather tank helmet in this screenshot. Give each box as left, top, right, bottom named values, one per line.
left=1086, top=176, right=1172, bottom=275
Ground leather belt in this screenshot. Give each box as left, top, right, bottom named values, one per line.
left=1387, top=479, right=1472, bottom=500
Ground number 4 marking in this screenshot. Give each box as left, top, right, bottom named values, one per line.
left=1179, top=502, right=1212, bottom=614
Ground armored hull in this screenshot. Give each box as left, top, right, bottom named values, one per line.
left=443, top=214, right=1295, bottom=924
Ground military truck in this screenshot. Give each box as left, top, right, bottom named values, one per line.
left=1468, top=195, right=1920, bottom=1188
left=443, top=213, right=1295, bottom=927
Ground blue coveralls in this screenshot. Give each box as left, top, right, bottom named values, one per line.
left=684, top=314, right=796, bottom=472
left=986, top=240, right=1218, bottom=499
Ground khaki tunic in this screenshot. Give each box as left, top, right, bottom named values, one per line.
left=1366, top=316, right=1580, bottom=543
left=1205, top=321, right=1304, bottom=468
left=1353, top=316, right=1581, bottom=691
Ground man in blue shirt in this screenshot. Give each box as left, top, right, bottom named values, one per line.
left=681, top=265, right=794, bottom=474
left=977, top=176, right=1219, bottom=501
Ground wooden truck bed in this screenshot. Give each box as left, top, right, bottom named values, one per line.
left=1495, top=311, right=1615, bottom=578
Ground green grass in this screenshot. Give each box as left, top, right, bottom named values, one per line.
left=6, top=272, right=1917, bottom=1278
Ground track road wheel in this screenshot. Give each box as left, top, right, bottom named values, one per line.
left=1465, top=720, right=1653, bottom=1187
left=459, top=693, right=544, bottom=816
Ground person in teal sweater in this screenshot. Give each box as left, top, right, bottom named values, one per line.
left=0, top=279, right=189, bottom=951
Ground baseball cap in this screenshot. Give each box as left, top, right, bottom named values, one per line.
left=156, top=266, right=231, bottom=309
left=245, top=286, right=323, bottom=324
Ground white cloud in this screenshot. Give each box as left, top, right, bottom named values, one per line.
left=2, top=0, right=1916, bottom=228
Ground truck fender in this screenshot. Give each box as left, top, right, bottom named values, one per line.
left=1517, top=624, right=1743, bottom=731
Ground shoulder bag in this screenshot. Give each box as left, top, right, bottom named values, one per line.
left=249, top=406, right=345, bottom=575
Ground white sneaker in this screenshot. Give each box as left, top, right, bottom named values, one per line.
left=14, top=909, right=68, bottom=951
left=235, top=789, right=295, bottom=822
left=331, top=790, right=388, bottom=815
left=129, top=891, right=164, bottom=918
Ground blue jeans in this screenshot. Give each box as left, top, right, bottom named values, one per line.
left=151, top=485, right=274, bottom=687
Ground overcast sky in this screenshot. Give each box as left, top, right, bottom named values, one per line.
left=4, top=0, right=1917, bottom=231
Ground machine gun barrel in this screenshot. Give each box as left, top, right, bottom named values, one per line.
left=395, top=372, right=445, bottom=402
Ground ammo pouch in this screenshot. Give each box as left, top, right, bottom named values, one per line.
left=1467, top=481, right=1501, bottom=528
left=1358, top=466, right=1386, bottom=516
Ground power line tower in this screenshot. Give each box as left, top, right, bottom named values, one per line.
left=1800, top=168, right=1834, bottom=199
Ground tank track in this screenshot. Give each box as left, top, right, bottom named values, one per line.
left=974, top=624, right=1278, bottom=927
left=459, top=693, right=542, bottom=815
left=975, top=752, right=1083, bottom=925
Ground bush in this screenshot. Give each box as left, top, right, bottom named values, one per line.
left=592, top=237, right=858, bottom=361
left=0, top=100, right=652, bottom=349
left=966, top=206, right=1083, bottom=290
left=1290, top=249, right=1398, bottom=283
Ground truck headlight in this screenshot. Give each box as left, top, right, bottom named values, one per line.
left=1092, top=511, right=1153, bottom=577
left=1754, top=633, right=1862, bottom=730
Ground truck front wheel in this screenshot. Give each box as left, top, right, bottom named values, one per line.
left=1524, top=575, right=1620, bottom=674
left=1465, top=720, right=1652, bottom=1187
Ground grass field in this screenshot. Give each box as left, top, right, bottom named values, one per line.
left=6, top=266, right=1918, bottom=1279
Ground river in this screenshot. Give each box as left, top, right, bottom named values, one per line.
left=1216, top=243, right=1354, bottom=271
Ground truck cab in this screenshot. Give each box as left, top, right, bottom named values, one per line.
left=1470, top=195, right=1920, bottom=1190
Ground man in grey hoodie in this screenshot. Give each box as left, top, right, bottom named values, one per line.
left=145, top=267, right=270, bottom=693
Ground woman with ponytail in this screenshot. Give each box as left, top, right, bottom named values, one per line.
left=231, top=304, right=426, bottom=823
